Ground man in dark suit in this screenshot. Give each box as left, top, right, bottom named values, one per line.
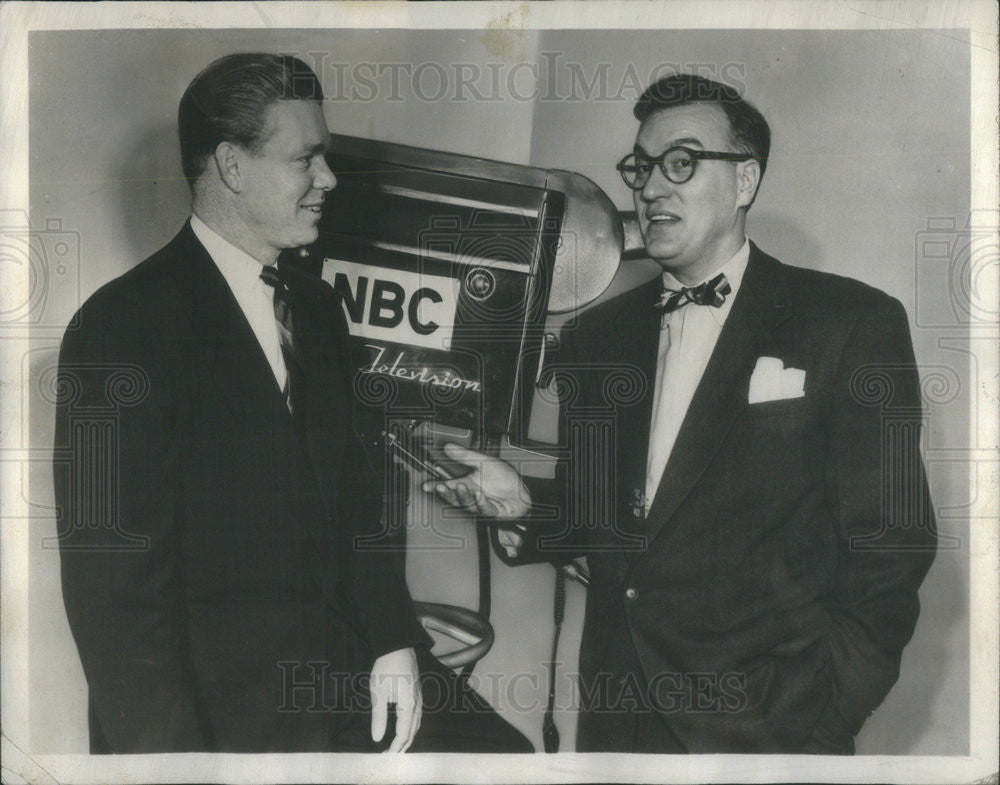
left=53, top=53, right=434, bottom=753
left=426, top=74, right=937, bottom=753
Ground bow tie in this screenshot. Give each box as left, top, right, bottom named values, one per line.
left=655, top=272, right=732, bottom=314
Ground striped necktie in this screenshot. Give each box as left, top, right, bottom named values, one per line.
left=259, top=265, right=301, bottom=414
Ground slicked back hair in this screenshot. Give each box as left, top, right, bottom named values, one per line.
left=178, top=53, right=325, bottom=186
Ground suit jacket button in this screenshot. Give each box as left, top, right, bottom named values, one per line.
left=625, top=587, right=638, bottom=601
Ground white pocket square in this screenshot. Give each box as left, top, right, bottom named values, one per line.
left=747, top=356, right=806, bottom=404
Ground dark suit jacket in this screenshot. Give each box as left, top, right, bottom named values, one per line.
left=54, top=222, right=429, bottom=752
left=511, top=243, right=937, bottom=753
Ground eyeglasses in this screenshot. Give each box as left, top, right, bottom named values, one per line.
left=616, top=146, right=754, bottom=189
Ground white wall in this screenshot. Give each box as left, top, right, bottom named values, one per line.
left=27, top=27, right=969, bottom=754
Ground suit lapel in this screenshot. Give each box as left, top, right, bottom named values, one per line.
left=176, top=224, right=330, bottom=543
left=176, top=222, right=290, bottom=412
left=642, top=245, right=792, bottom=544
left=571, top=279, right=658, bottom=582
left=610, top=279, right=661, bottom=533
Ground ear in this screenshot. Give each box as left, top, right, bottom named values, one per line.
left=735, top=158, right=762, bottom=208
left=212, top=142, right=244, bottom=193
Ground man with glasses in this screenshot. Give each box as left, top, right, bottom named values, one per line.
left=427, top=74, right=936, bottom=753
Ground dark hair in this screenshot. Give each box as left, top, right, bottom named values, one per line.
left=634, top=74, right=770, bottom=179
left=178, top=53, right=324, bottom=184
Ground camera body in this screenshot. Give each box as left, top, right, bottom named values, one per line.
left=315, top=135, right=571, bottom=446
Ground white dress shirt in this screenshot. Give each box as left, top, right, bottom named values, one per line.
left=190, top=215, right=288, bottom=394
left=644, top=239, right=750, bottom=513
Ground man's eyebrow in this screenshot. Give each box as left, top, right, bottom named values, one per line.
left=634, top=137, right=705, bottom=156
left=298, top=140, right=329, bottom=156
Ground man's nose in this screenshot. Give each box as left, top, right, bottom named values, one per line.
left=639, top=164, right=674, bottom=202
left=314, top=156, right=337, bottom=191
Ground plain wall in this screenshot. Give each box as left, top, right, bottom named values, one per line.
left=27, top=27, right=969, bottom=754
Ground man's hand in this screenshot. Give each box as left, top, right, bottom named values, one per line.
left=370, top=647, right=421, bottom=753
left=421, top=443, right=532, bottom=519
left=496, top=525, right=526, bottom=559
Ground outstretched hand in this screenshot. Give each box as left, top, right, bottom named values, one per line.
left=421, top=443, right=532, bottom=520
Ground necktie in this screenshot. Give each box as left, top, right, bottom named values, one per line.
left=259, top=265, right=301, bottom=414
left=655, top=272, right=732, bottom=315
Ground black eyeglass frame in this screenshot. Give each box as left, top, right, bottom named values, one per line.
left=616, top=146, right=755, bottom=189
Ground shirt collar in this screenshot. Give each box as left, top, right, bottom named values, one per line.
left=660, top=237, right=750, bottom=325
left=190, top=214, right=272, bottom=282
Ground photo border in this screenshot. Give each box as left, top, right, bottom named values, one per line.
left=1, top=2, right=996, bottom=783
